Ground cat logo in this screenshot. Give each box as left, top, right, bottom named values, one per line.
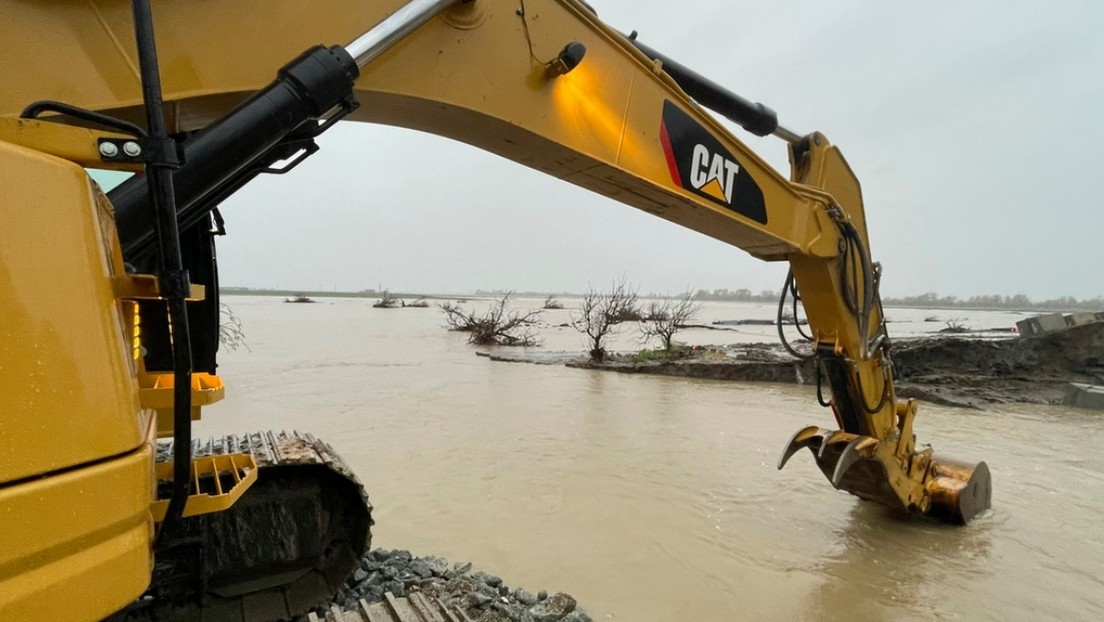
left=689, top=144, right=740, bottom=204
left=659, top=100, right=767, bottom=224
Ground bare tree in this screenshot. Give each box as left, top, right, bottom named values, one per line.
left=542, top=295, right=564, bottom=310
left=440, top=294, right=542, bottom=346
left=571, top=278, right=640, bottom=361
left=373, top=290, right=400, bottom=308
left=218, top=303, right=250, bottom=352
left=640, top=293, right=701, bottom=351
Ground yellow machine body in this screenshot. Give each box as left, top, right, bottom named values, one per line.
left=0, top=139, right=155, bottom=619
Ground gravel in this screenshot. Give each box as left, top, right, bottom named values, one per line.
left=303, top=549, right=590, bottom=622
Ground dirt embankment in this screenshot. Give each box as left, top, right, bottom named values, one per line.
left=558, top=322, right=1104, bottom=409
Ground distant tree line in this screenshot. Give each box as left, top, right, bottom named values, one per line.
left=691, top=288, right=778, bottom=302
left=879, top=292, right=1104, bottom=311
left=687, top=288, right=1104, bottom=311
left=223, top=285, right=1102, bottom=312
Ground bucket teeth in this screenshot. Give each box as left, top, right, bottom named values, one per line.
left=817, top=430, right=858, bottom=460
left=777, top=426, right=829, bottom=470
left=830, top=436, right=879, bottom=489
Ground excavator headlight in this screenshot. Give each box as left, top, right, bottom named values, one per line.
left=547, top=41, right=587, bottom=77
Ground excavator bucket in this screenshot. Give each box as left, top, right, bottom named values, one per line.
left=778, top=426, right=992, bottom=524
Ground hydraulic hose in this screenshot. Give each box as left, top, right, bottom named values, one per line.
left=777, top=271, right=816, bottom=361
left=130, top=0, right=193, bottom=534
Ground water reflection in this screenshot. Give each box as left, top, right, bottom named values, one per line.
left=803, top=504, right=992, bottom=622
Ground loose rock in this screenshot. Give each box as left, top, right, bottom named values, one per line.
left=465, top=592, right=494, bottom=608
left=527, top=593, right=577, bottom=622
left=311, top=549, right=589, bottom=622
left=408, top=559, right=432, bottom=579
left=473, top=571, right=504, bottom=587
left=426, top=556, right=449, bottom=575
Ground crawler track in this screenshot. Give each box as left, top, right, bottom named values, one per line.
left=108, top=431, right=372, bottom=622
left=308, top=592, right=471, bottom=622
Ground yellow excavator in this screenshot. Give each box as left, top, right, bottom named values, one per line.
left=0, top=0, right=992, bottom=619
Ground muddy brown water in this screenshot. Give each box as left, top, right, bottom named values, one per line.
left=200, top=296, right=1104, bottom=621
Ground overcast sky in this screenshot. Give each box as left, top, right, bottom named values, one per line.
left=209, top=0, right=1102, bottom=300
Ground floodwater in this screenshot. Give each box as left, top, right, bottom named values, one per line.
left=199, top=296, right=1104, bottom=622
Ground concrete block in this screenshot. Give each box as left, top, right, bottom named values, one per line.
left=1064, top=383, right=1104, bottom=411
left=1015, top=318, right=1041, bottom=337
left=1066, top=312, right=1101, bottom=328
left=1037, top=313, right=1069, bottom=333
left=1017, top=313, right=1067, bottom=337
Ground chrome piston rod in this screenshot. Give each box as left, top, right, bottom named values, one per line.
left=346, top=0, right=460, bottom=67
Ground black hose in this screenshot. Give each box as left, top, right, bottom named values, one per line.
left=843, top=221, right=874, bottom=330
left=838, top=232, right=858, bottom=318
left=836, top=222, right=892, bottom=413
left=854, top=362, right=891, bottom=415
left=815, top=364, right=832, bottom=408
left=131, top=0, right=193, bottom=536
left=835, top=219, right=878, bottom=360
left=777, top=271, right=816, bottom=361
left=790, top=276, right=814, bottom=342
left=20, top=100, right=148, bottom=137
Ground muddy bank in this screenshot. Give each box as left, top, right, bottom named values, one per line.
left=306, top=549, right=589, bottom=622
left=490, top=322, right=1104, bottom=409
left=889, top=321, right=1103, bottom=407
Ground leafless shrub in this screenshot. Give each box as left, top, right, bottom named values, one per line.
left=218, top=303, right=250, bottom=352
left=373, top=290, right=400, bottom=308
left=571, top=278, right=641, bottom=361
left=612, top=305, right=643, bottom=322
left=640, top=293, right=701, bottom=351
left=543, top=295, right=564, bottom=310
left=440, top=294, right=542, bottom=346
left=940, top=319, right=971, bottom=334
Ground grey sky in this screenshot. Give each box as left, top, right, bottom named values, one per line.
left=211, top=1, right=1103, bottom=300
